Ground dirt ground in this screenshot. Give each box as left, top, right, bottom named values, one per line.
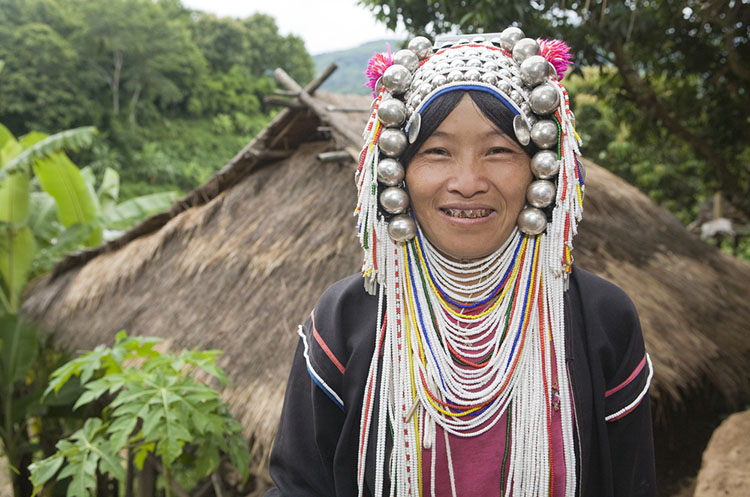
left=692, top=409, right=750, bottom=497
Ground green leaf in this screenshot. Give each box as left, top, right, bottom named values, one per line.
left=0, top=315, right=38, bottom=388
left=0, top=169, right=30, bottom=223
left=107, top=416, right=137, bottom=452
left=0, top=125, right=20, bottom=169
left=79, top=166, right=96, bottom=192
left=28, top=192, right=61, bottom=245
left=97, top=167, right=119, bottom=209
left=0, top=226, right=36, bottom=312
left=29, top=454, right=64, bottom=490
left=73, top=389, right=101, bottom=410
left=3, top=127, right=97, bottom=176
left=100, top=191, right=178, bottom=231
left=20, top=132, right=48, bottom=150
left=226, top=433, right=251, bottom=482
left=32, top=152, right=101, bottom=246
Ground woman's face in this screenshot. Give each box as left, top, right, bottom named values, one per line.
left=405, top=94, right=532, bottom=260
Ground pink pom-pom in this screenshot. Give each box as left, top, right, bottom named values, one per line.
left=538, top=39, right=573, bottom=81
left=365, top=44, right=393, bottom=97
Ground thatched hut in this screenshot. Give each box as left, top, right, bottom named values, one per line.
left=22, top=69, right=750, bottom=494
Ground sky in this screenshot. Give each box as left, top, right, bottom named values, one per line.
left=180, top=0, right=407, bottom=55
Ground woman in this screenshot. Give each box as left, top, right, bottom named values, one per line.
left=266, top=27, right=656, bottom=497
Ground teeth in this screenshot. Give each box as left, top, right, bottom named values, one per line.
left=444, top=208, right=492, bottom=218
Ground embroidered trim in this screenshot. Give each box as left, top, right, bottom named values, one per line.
left=310, top=311, right=346, bottom=374
left=605, top=354, right=653, bottom=422
left=298, top=325, right=345, bottom=411
left=605, top=354, right=647, bottom=397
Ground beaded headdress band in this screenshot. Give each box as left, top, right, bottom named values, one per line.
left=356, top=27, right=584, bottom=292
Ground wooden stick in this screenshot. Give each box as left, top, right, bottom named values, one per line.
left=274, top=67, right=362, bottom=146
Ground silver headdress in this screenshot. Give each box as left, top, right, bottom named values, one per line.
left=356, top=27, right=584, bottom=292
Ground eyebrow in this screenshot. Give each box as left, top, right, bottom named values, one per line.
left=428, top=129, right=508, bottom=139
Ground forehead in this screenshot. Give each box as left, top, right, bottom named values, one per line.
left=428, top=95, right=503, bottom=135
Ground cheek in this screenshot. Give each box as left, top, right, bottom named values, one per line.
left=405, top=168, right=434, bottom=208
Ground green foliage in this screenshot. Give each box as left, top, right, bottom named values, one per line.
left=111, top=117, right=266, bottom=197
left=0, top=313, right=78, bottom=497
left=0, top=124, right=179, bottom=306
left=30, top=331, right=251, bottom=497
left=0, top=22, right=93, bottom=132
left=565, top=69, right=708, bottom=224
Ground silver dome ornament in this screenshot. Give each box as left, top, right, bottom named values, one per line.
left=481, top=72, right=498, bottom=85
left=388, top=214, right=417, bottom=242
left=530, top=150, right=560, bottom=179
left=530, top=119, right=559, bottom=149
left=377, top=98, right=407, bottom=127
left=513, top=115, right=531, bottom=146
left=407, top=112, right=421, bottom=144
left=517, top=207, right=547, bottom=235
left=382, top=64, right=412, bottom=94
left=380, top=187, right=410, bottom=215
left=377, top=158, right=405, bottom=186
left=520, top=55, right=550, bottom=86
left=408, top=36, right=433, bottom=59
left=447, top=70, right=463, bottom=82
left=465, top=69, right=481, bottom=81
left=432, top=73, right=447, bottom=87
left=374, top=77, right=384, bottom=95
left=472, top=36, right=485, bottom=43
left=498, top=80, right=511, bottom=94
left=378, top=128, right=408, bottom=157
left=393, top=49, right=420, bottom=72
left=500, top=27, right=525, bottom=51
left=512, top=38, right=540, bottom=64
left=510, top=90, right=524, bottom=104
left=526, top=180, right=557, bottom=208
left=530, top=83, right=560, bottom=115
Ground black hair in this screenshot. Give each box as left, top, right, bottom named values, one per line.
left=401, top=90, right=539, bottom=166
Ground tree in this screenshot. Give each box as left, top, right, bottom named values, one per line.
left=0, top=23, right=92, bottom=132
left=359, top=0, right=750, bottom=220
left=72, top=0, right=206, bottom=125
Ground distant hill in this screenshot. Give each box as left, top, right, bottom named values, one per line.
left=313, top=39, right=401, bottom=95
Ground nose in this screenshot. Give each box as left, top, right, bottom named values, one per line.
left=445, top=156, right=489, bottom=198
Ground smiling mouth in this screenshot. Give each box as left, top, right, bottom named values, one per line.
left=442, top=208, right=493, bottom=219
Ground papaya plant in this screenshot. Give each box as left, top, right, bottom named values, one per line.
left=29, top=331, right=251, bottom=497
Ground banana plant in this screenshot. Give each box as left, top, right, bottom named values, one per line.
left=0, top=124, right=98, bottom=313
left=1, top=124, right=180, bottom=311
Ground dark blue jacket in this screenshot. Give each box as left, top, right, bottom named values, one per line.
left=266, top=266, right=656, bottom=497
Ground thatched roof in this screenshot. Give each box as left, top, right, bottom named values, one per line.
left=22, top=71, right=750, bottom=489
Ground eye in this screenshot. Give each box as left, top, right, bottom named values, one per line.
left=422, top=147, right=450, bottom=156
left=487, top=146, right=514, bottom=155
